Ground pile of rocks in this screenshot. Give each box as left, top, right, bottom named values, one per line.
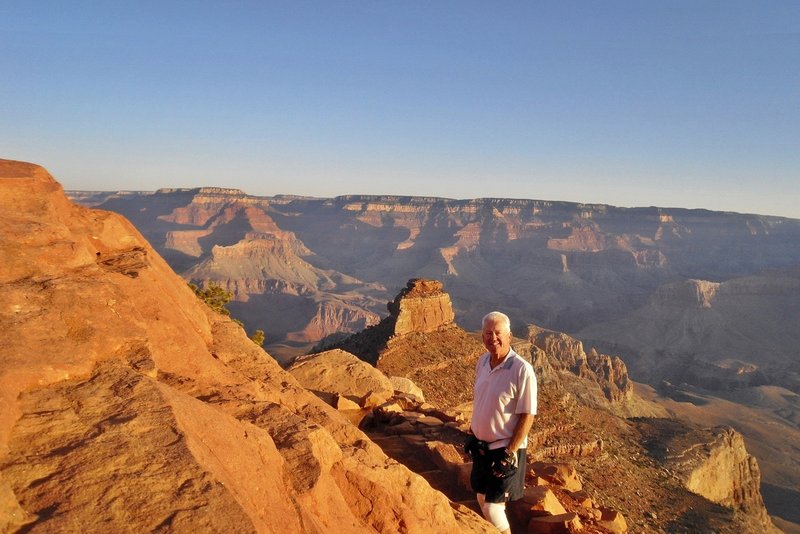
left=290, top=348, right=630, bottom=533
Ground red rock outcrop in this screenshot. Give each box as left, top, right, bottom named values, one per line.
left=387, top=279, right=456, bottom=335
left=287, top=349, right=395, bottom=407
left=636, top=418, right=777, bottom=533
left=528, top=325, right=633, bottom=404
left=0, top=159, right=493, bottom=533
left=668, top=427, right=772, bottom=524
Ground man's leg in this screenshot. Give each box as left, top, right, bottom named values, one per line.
left=476, top=493, right=511, bottom=533
left=472, top=450, right=512, bottom=532
left=480, top=498, right=510, bottom=533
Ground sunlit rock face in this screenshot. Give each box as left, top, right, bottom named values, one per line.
left=638, top=419, right=775, bottom=533
left=388, top=279, right=456, bottom=336
left=527, top=325, right=633, bottom=405
left=0, top=159, right=495, bottom=534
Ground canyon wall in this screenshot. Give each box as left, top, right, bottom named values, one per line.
left=74, top=189, right=800, bottom=357
left=638, top=419, right=776, bottom=532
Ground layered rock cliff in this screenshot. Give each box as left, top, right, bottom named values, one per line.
left=74, top=188, right=800, bottom=356
left=578, top=272, right=800, bottom=394
left=387, top=279, right=456, bottom=335
left=637, top=418, right=777, bottom=532
left=83, top=188, right=389, bottom=352
left=527, top=325, right=633, bottom=406
left=0, top=160, right=493, bottom=533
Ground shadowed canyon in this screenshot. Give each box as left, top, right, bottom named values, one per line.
left=1, top=158, right=797, bottom=532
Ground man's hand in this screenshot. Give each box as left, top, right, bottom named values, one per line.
left=491, top=448, right=518, bottom=478
left=464, top=434, right=480, bottom=459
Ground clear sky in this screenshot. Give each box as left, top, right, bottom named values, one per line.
left=2, top=1, right=799, bottom=218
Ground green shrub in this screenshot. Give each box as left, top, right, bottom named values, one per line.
left=189, top=282, right=233, bottom=316
left=250, top=329, right=265, bottom=346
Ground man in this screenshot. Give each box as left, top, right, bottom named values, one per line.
left=468, top=311, right=537, bottom=533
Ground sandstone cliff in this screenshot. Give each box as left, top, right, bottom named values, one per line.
left=0, top=160, right=493, bottom=533
left=527, top=325, right=633, bottom=406
left=636, top=418, right=777, bottom=532
left=387, top=279, right=456, bottom=335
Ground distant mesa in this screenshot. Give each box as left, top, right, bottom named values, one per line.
left=156, top=187, right=246, bottom=196
left=650, top=279, right=720, bottom=308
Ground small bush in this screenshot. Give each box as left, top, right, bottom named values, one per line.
left=189, top=282, right=233, bottom=316
left=250, top=329, right=265, bottom=346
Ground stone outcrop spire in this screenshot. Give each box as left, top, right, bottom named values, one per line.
left=387, top=279, right=455, bottom=335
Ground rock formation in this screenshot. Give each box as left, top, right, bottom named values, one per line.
left=287, top=349, right=395, bottom=407
left=286, top=348, right=636, bottom=533
left=0, top=159, right=494, bottom=533
left=636, top=418, right=777, bottom=532
left=322, top=279, right=484, bottom=409
left=528, top=325, right=633, bottom=405
left=82, top=187, right=389, bottom=354
left=387, top=279, right=456, bottom=335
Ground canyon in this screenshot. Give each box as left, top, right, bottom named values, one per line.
left=70, top=188, right=800, bottom=361
left=67, top=184, right=800, bottom=530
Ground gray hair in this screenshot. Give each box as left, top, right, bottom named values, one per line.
left=482, top=311, right=511, bottom=333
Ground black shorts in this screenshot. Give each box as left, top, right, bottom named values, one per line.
left=470, top=448, right=527, bottom=503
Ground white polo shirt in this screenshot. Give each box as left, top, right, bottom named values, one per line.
left=470, top=349, right=537, bottom=450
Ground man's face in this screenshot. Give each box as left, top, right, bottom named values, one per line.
left=482, top=319, right=511, bottom=358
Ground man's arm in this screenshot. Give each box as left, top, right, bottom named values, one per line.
left=506, top=413, right=535, bottom=453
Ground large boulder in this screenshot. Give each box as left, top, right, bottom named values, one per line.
left=288, top=349, right=395, bottom=406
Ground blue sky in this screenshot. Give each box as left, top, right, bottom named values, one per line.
left=2, top=1, right=799, bottom=218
